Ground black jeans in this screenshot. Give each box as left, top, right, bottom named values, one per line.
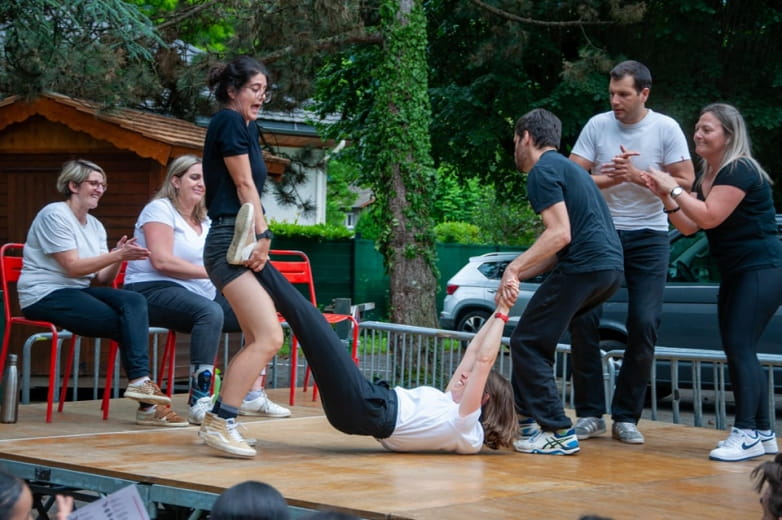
left=257, top=263, right=398, bottom=438
left=124, top=281, right=241, bottom=366
left=23, top=287, right=151, bottom=380
left=511, top=269, right=622, bottom=432
left=570, top=229, right=668, bottom=422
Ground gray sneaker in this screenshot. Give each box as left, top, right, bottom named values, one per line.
left=574, top=417, right=606, bottom=440
left=612, top=421, right=645, bottom=444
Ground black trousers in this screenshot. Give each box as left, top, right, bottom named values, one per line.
left=257, top=263, right=398, bottom=438
left=511, top=269, right=622, bottom=431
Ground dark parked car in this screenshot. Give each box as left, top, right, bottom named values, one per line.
left=440, top=215, right=782, bottom=354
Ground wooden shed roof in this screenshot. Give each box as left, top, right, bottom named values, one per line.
left=0, top=92, right=291, bottom=172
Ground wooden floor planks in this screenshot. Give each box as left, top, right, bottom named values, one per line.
left=0, top=388, right=767, bottom=519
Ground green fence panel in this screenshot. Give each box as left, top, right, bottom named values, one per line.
left=353, top=239, right=388, bottom=321
left=271, top=237, right=355, bottom=310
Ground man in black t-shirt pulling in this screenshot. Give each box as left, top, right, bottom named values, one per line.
left=496, top=108, right=624, bottom=456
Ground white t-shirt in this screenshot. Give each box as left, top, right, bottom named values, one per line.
left=124, top=198, right=215, bottom=300
left=571, top=109, right=691, bottom=231
left=376, top=386, right=484, bottom=454
left=18, top=202, right=107, bottom=309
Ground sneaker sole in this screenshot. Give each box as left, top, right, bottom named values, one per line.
left=514, top=444, right=580, bottom=455
left=576, top=427, right=606, bottom=440
left=124, top=391, right=172, bottom=406
left=709, top=447, right=765, bottom=462
left=226, top=204, right=254, bottom=265
left=238, top=409, right=292, bottom=418
left=136, top=418, right=189, bottom=428
left=612, top=434, right=644, bottom=444
left=202, top=434, right=257, bottom=458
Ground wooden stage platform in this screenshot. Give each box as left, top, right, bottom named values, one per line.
left=0, top=387, right=767, bottom=519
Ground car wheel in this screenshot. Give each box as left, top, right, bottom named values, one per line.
left=456, top=309, right=491, bottom=334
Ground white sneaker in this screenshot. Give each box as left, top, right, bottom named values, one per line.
left=716, top=429, right=779, bottom=455
left=513, top=428, right=580, bottom=455
left=574, top=417, right=606, bottom=440
left=199, top=412, right=256, bottom=458
left=239, top=391, right=291, bottom=418
left=188, top=396, right=213, bottom=425
left=226, top=203, right=256, bottom=264
left=709, top=427, right=764, bottom=462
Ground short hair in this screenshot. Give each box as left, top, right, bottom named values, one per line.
left=210, top=481, right=289, bottom=520
left=514, top=108, right=561, bottom=150
left=610, top=60, right=652, bottom=93
left=56, top=159, right=106, bottom=198
left=154, top=155, right=206, bottom=222
left=208, top=56, right=270, bottom=105
left=0, top=469, right=25, bottom=518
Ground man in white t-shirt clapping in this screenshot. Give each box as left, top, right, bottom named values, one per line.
left=568, top=60, right=694, bottom=444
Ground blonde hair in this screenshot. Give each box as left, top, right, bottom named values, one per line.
left=695, top=103, right=772, bottom=191
left=56, top=159, right=106, bottom=198
left=154, top=155, right=206, bottom=223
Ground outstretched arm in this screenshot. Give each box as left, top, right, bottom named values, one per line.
left=446, top=304, right=510, bottom=417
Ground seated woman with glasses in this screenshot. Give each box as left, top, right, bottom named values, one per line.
left=18, top=159, right=187, bottom=427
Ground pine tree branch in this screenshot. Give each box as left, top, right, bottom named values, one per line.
left=261, top=30, right=383, bottom=65
left=468, top=0, right=615, bottom=26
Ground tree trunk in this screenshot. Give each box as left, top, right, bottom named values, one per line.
left=372, top=0, right=439, bottom=328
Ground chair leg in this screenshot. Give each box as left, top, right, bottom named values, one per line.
left=0, top=327, right=11, bottom=386
left=58, top=335, right=79, bottom=412
left=45, top=333, right=60, bottom=423
left=102, top=341, right=119, bottom=420
left=157, top=331, right=176, bottom=396
left=289, top=336, right=298, bottom=406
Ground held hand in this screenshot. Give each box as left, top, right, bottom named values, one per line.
left=642, top=167, right=677, bottom=198
left=495, top=274, right=519, bottom=307
left=246, top=238, right=271, bottom=272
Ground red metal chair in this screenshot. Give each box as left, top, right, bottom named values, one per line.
left=0, top=243, right=80, bottom=422
left=269, top=250, right=360, bottom=405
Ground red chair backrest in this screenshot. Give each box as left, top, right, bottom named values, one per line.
left=269, top=250, right=318, bottom=306
left=0, top=243, right=26, bottom=322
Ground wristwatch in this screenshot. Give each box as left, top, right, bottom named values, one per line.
left=670, top=186, right=684, bottom=200
left=255, top=229, right=274, bottom=240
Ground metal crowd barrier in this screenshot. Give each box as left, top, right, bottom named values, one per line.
left=604, top=347, right=782, bottom=430
left=349, top=322, right=781, bottom=432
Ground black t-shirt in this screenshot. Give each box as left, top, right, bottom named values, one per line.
left=697, top=158, right=782, bottom=276
left=527, top=150, right=623, bottom=274
left=203, top=109, right=267, bottom=219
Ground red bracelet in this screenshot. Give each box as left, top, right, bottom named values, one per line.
left=495, top=312, right=509, bottom=323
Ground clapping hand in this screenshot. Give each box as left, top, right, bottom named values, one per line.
left=113, top=236, right=151, bottom=260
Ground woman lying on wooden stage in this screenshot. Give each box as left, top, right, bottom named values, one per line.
left=255, top=259, right=517, bottom=454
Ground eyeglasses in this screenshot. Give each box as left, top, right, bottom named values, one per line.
left=245, top=85, right=272, bottom=104
left=82, top=179, right=107, bottom=191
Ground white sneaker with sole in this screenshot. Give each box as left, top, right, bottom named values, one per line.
left=226, top=203, right=256, bottom=264
left=574, top=417, right=606, bottom=440
left=716, top=428, right=778, bottom=455
left=709, top=427, right=764, bottom=462
left=513, top=428, right=580, bottom=455
left=199, top=412, right=256, bottom=458
left=239, top=391, right=291, bottom=418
